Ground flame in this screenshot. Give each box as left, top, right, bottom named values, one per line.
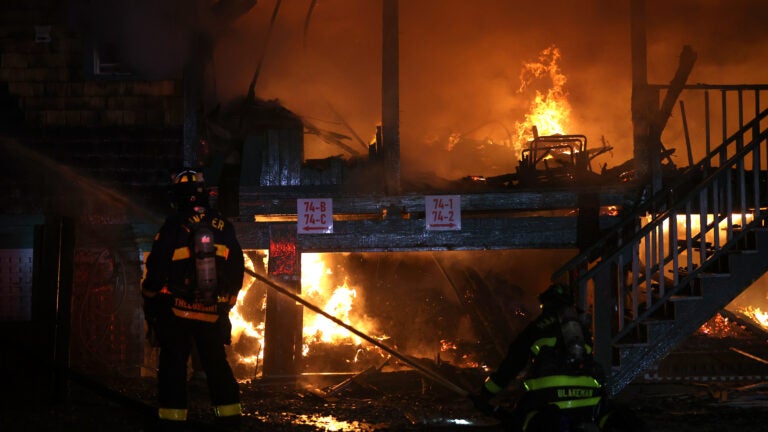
left=698, top=313, right=737, bottom=337
left=228, top=252, right=383, bottom=374
left=740, top=306, right=768, bottom=328
left=514, top=45, right=572, bottom=150
left=229, top=254, right=267, bottom=367
left=639, top=213, right=754, bottom=272
left=302, top=253, right=379, bottom=349
left=440, top=339, right=457, bottom=352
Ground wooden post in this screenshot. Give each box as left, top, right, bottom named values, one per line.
left=262, top=224, right=303, bottom=377
left=32, top=216, right=75, bottom=404
left=631, top=0, right=656, bottom=193
left=382, top=0, right=400, bottom=194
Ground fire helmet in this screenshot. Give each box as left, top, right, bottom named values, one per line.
left=169, top=169, right=208, bottom=209
left=538, top=283, right=573, bottom=308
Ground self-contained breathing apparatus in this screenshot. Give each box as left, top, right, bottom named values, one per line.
left=171, top=169, right=220, bottom=307
left=558, top=304, right=587, bottom=367
left=192, top=224, right=219, bottom=306
left=538, top=283, right=589, bottom=368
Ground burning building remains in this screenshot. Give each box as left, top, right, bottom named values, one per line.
left=4, top=0, right=768, bottom=430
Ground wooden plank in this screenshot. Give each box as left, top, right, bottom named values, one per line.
left=238, top=187, right=636, bottom=217
left=234, top=215, right=620, bottom=252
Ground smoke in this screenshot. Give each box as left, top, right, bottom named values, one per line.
left=78, top=0, right=768, bottom=177
left=220, top=0, right=768, bottom=176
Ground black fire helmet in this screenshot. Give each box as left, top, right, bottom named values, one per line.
left=538, top=283, right=574, bottom=309
left=169, top=169, right=208, bottom=209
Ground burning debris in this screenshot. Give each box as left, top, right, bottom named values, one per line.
left=697, top=312, right=752, bottom=339
left=197, top=250, right=555, bottom=384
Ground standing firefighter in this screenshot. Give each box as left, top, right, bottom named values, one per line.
left=142, top=169, right=245, bottom=429
left=472, top=283, right=645, bottom=432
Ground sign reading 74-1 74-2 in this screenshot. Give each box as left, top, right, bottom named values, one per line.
left=297, top=198, right=333, bottom=234
left=425, top=195, right=461, bottom=231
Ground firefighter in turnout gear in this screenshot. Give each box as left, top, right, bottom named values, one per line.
left=472, top=283, right=646, bottom=432
left=142, top=169, right=245, bottom=429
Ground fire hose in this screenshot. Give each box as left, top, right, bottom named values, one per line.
left=244, top=267, right=470, bottom=397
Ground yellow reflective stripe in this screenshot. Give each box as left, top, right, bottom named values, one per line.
left=173, top=247, right=191, bottom=260
left=483, top=377, right=503, bottom=394
left=158, top=408, right=188, bottom=421
left=214, top=403, right=242, bottom=417
left=216, top=296, right=237, bottom=308
left=599, top=411, right=613, bottom=428
left=214, top=244, right=229, bottom=259
left=172, top=307, right=219, bottom=322
left=530, top=336, right=557, bottom=355
left=551, top=396, right=602, bottom=409
left=523, top=375, right=601, bottom=391
left=522, top=410, right=538, bottom=432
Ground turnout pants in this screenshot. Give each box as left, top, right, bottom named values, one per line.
left=156, top=313, right=240, bottom=421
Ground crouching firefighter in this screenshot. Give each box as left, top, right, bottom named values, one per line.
left=471, top=283, right=646, bottom=432
left=142, top=169, right=245, bottom=429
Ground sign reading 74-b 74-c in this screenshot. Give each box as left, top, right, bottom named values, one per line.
left=297, top=198, right=333, bottom=234
left=425, top=195, right=461, bottom=231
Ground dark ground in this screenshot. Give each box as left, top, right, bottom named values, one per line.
left=5, top=313, right=768, bottom=431
left=4, top=368, right=768, bottom=432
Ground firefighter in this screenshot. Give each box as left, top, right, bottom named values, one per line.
left=142, top=169, right=245, bottom=430
left=472, top=283, right=646, bottom=432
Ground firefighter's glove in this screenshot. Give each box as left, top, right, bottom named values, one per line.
left=469, top=386, right=500, bottom=417
left=143, top=294, right=171, bottom=347
left=142, top=294, right=170, bottom=322
left=218, top=304, right=233, bottom=345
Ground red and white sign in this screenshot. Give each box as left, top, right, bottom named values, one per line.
left=297, top=198, right=333, bottom=234
left=425, top=195, right=461, bottom=231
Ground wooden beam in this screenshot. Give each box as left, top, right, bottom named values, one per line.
left=234, top=215, right=621, bottom=252
left=238, top=187, right=636, bottom=217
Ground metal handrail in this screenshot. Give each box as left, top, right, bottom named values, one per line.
left=553, top=106, right=768, bottom=285
left=551, top=101, right=768, bottom=385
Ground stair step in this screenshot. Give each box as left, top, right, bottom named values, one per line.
left=696, top=272, right=730, bottom=278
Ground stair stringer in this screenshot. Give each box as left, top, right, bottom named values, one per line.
left=607, top=228, right=768, bottom=395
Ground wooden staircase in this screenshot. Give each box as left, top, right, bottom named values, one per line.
left=552, top=105, right=768, bottom=397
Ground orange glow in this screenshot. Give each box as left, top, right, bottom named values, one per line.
left=741, top=306, right=768, bottom=328
left=698, top=313, right=737, bottom=337
left=229, top=252, right=383, bottom=373
left=440, top=339, right=457, bottom=352
left=301, top=253, right=381, bottom=350
left=639, top=213, right=755, bottom=271
left=514, top=45, right=572, bottom=152
left=229, top=254, right=266, bottom=366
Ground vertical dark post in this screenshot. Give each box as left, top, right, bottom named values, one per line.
left=631, top=0, right=656, bottom=192
left=592, top=267, right=613, bottom=391
left=32, top=216, right=75, bottom=404
left=576, top=192, right=600, bottom=252
left=183, top=31, right=215, bottom=168
left=262, top=224, right=302, bottom=377
left=382, top=0, right=400, bottom=194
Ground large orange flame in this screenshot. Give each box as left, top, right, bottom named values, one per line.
left=514, top=45, right=572, bottom=152
left=228, top=252, right=382, bottom=374
left=301, top=253, right=380, bottom=347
